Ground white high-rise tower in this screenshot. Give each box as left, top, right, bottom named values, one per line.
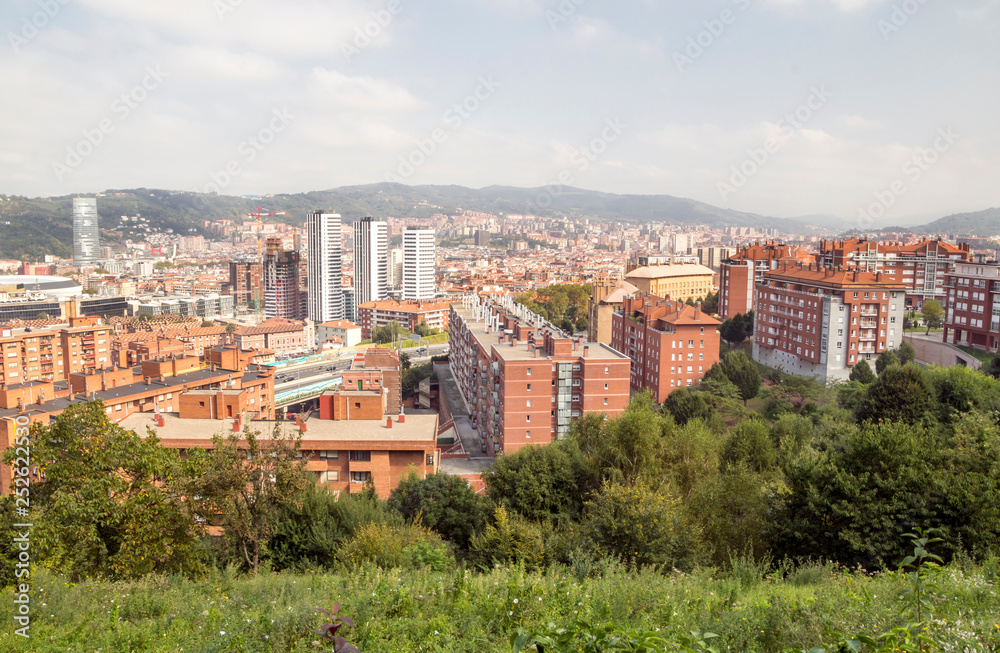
left=353, top=217, right=388, bottom=313
left=403, top=227, right=435, bottom=301
left=306, top=211, right=344, bottom=322
left=73, top=197, right=99, bottom=265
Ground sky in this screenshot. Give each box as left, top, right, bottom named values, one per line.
left=1, top=0, right=998, bottom=229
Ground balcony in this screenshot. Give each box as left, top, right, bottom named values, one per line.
left=860, top=309, right=878, bottom=317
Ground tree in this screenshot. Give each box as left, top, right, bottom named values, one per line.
left=857, top=362, right=933, bottom=426
left=581, top=482, right=702, bottom=570
left=875, top=349, right=899, bottom=376
left=701, top=290, right=719, bottom=316
left=468, top=506, right=546, bottom=571
left=719, top=311, right=754, bottom=346
left=849, top=359, right=876, bottom=384
left=921, top=299, right=944, bottom=334
left=388, top=471, right=489, bottom=549
left=663, top=387, right=714, bottom=426
left=200, top=320, right=214, bottom=327
left=897, top=341, right=916, bottom=365
left=986, top=353, right=1000, bottom=379
left=225, top=322, right=236, bottom=335
left=560, top=317, right=575, bottom=333
left=373, top=320, right=408, bottom=345
left=721, top=419, right=777, bottom=474
left=0, top=402, right=203, bottom=580
left=575, top=315, right=588, bottom=332
left=414, top=322, right=433, bottom=337
left=188, top=424, right=309, bottom=573
left=711, top=351, right=761, bottom=405
left=573, top=392, right=668, bottom=487
left=484, top=440, right=591, bottom=523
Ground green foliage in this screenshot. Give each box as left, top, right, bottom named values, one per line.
left=897, top=341, right=916, bottom=365
left=514, top=284, right=591, bottom=325
left=700, top=290, right=719, bottom=315
left=469, top=506, right=547, bottom=571
left=484, top=440, right=591, bottom=523
left=338, top=520, right=450, bottom=571
left=186, top=424, right=310, bottom=573
left=388, top=471, right=489, bottom=549
left=875, top=349, right=899, bottom=375
left=575, top=315, right=588, bottom=332
left=663, top=387, right=714, bottom=426
left=927, top=364, right=1000, bottom=424
left=574, top=392, right=669, bottom=487
left=402, top=361, right=432, bottom=398
left=581, top=482, right=703, bottom=570
left=848, top=359, right=876, bottom=384
left=372, top=320, right=409, bottom=344
left=719, top=311, right=754, bottom=345
left=857, top=363, right=932, bottom=425
left=709, top=351, right=761, bottom=405
left=721, top=419, right=777, bottom=474
left=1, top=402, right=203, bottom=581
left=921, top=300, right=945, bottom=333
left=0, top=497, right=20, bottom=587
left=512, top=620, right=672, bottom=653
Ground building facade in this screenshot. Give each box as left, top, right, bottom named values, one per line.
left=264, top=237, right=305, bottom=320
left=306, top=211, right=345, bottom=323
left=752, top=265, right=906, bottom=381
left=610, top=294, right=721, bottom=402
left=718, top=242, right=814, bottom=319
left=353, top=217, right=388, bottom=310
left=73, top=197, right=100, bottom=265
left=449, top=295, right=631, bottom=455
left=817, top=237, right=970, bottom=309
left=227, top=261, right=261, bottom=305
left=355, top=299, right=451, bottom=339
left=942, top=259, right=1000, bottom=353
left=624, top=264, right=715, bottom=304
left=403, top=227, right=436, bottom=300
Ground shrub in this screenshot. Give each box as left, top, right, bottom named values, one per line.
left=338, top=520, right=450, bottom=571
left=468, top=506, right=547, bottom=571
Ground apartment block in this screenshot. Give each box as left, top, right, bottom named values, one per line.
left=610, top=294, right=721, bottom=403
left=624, top=263, right=715, bottom=304
left=942, top=259, right=1000, bottom=353
left=355, top=299, right=450, bottom=339
left=817, top=238, right=970, bottom=308
left=719, top=242, right=814, bottom=319
left=752, top=265, right=906, bottom=381
left=226, top=261, right=261, bottom=305
left=449, top=296, right=631, bottom=455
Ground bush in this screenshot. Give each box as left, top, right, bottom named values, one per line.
left=468, top=506, right=547, bottom=571
left=338, top=521, right=451, bottom=571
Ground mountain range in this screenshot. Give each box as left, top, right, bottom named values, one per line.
left=1, top=184, right=997, bottom=261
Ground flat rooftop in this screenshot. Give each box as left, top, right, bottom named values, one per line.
left=450, top=303, right=628, bottom=362
left=120, top=411, right=438, bottom=444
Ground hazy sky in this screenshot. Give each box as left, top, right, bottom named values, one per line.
left=2, top=0, right=998, bottom=227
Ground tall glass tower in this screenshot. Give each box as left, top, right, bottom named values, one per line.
left=73, top=197, right=99, bottom=265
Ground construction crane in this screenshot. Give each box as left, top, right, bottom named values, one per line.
left=248, top=207, right=289, bottom=322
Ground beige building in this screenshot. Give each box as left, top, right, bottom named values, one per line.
left=624, top=264, right=716, bottom=303
left=587, top=279, right=638, bottom=345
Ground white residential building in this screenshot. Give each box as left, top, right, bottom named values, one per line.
left=403, top=227, right=435, bottom=301
left=353, top=217, right=388, bottom=308
left=306, top=211, right=345, bottom=323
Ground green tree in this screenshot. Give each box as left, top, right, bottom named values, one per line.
left=188, top=424, right=309, bottom=573
left=848, top=359, right=876, bottom=384
left=581, top=482, right=702, bottom=570
left=388, top=471, right=489, bottom=549
left=200, top=320, right=214, bottom=327
left=897, top=340, right=916, bottom=365
left=663, top=387, right=714, bottom=426
left=921, top=299, right=944, bottom=334
left=700, top=290, right=719, bottom=315
left=710, top=351, right=761, bottom=405
left=928, top=364, right=1000, bottom=425
left=225, top=322, right=236, bottom=335
left=1, top=402, right=203, bottom=580
left=483, top=440, right=591, bottom=523
left=875, top=349, right=899, bottom=376
left=985, top=353, right=1000, bottom=379
left=468, top=506, right=546, bottom=571
left=857, top=362, right=933, bottom=426
left=721, top=419, right=777, bottom=474
left=573, top=392, right=668, bottom=487
left=575, top=315, right=588, bottom=332
left=560, top=317, right=575, bottom=333
left=373, top=320, right=408, bottom=344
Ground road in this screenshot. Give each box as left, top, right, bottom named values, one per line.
left=273, top=343, right=450, bottom=393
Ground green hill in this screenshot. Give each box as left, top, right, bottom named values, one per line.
left=915, top=207, right=1000, bottom=236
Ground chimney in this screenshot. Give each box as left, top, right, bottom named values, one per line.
left=156, top=414, right=165, bottom=428
left=232, top=416, right=241, bottom=432
left=533, top=346, right=540, bottom=358
left=398, top=414, right=406, bottom=424
left=695, top=302, right=702, bottom=320
left=386, top=417, right=393, bottom=429
left=583, top=345, right=590, bottom=358
left=145, top=377, right=150, bottom=385
left=512, top=337, right=518, bottom=348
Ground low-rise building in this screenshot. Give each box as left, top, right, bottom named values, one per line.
left=611, top=294, right=721, bottom=402
left=316, top=320, right=362, bottom=349
left=356, top=299, right=450, bottom=339
left=624, top=263, right=715, bottom=304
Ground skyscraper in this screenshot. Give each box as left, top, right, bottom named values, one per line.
left=306, top=211, right=344, bottom=323
left=387, top=247, right=404, bottom=290
left=73, top=197, right=99, bottom=265
left=403, top=227, right=435, bottom=301
left=353, top=217, right=388, bottom=310
left=264, top=237, right=304, bottom=320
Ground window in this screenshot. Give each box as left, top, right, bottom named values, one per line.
left=349, top=451, right=371, bottom=462
left=604, top=383, right=608, bottom=390
left=526, top=399, right=531, bottom=407
left=526, top=415, right=531, bottom=423
left=527, top=383, right=531, bottom=391
left=604, top=398, right=608, bottom=405
left=525, top=431, right=531, bottom=439
left=527, top=367, right=532, bottom=375
left=350, top=471, right=371, bottom=484
left=319, top=450, right=339, bottom=459
left=604, top=366, right=610, bottom=374
left=320, top=470, right=339, bottom=483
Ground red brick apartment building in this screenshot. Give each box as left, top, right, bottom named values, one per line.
left=0, top=315, right=112, bottom=386
left=752, top=265, right=906, bottom=381
left=817, top=238, right=970, bottom=309
left=610, top=294, right=721, bottom=403
left=449, top=296, right=631, bottom=455
left=0, top=349, right=276, bottom=492
left=942, top=258, right=1000, bottom=352
left=356, top=299, right=451, bottom=339
left=719, top=242, right=814, bottom=319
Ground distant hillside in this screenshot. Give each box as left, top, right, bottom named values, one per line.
left=914, top=207, right=1000, bottom=236
left=1, top=184, right=828, bottom=260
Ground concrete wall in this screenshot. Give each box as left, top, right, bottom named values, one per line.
left=903, top=335, right=982, bottom=370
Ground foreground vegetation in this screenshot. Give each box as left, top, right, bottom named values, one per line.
left=2, top=556, right=999, bottom=652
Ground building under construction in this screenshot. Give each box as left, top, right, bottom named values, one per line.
left=263, top=237, right=306, bottom=320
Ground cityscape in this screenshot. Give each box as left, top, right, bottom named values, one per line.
left=2, top=0, right=999, bottom=651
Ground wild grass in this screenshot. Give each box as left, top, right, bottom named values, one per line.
left=3, top=558, right=1000, bottom=652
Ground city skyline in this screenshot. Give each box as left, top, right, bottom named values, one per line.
left=1, top=1, right=997, bottom=223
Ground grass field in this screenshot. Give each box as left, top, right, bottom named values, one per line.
left=4, top=560, right=1000, bottom=652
